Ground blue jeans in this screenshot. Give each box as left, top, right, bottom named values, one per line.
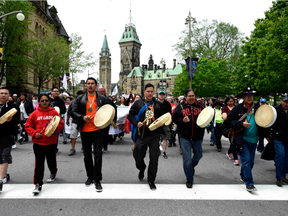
left=180, top=138, right=203, bottom=182
left=210, top=128, right=216, bottom=144
left=274, top=140, right=288, bottom=179
left=240, top=140, right=257, bottom=186
left=257, top=138, right=264, bottom=152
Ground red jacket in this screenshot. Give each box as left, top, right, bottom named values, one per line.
left=25, top=107, right=64, bottom=145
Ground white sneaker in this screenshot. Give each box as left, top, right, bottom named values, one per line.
left=12, top=144, right=17, bottom=149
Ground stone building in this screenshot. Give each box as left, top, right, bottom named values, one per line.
left=118, top=20, right=182, bottom=97
left=6, top=0, right=69, bottom=94
left=99, top=35, right=112, bottom=95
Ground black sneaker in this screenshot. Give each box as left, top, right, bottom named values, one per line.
left=162, top=152, right=168, bottom=159
left=148, top=181, right=156, bottom=191
left=47, top=174, right=56, bottom=183
left=32, top=184, right=42, bottom=194
left=168, top=143, right=172, bottom=148
left=63, top=141, right=67, bottom=144
left=19, top=137, right=23, bottom=144
left=186, top=180, right=193, bottom=189
left=0, top=180, right=3, bottom=192
left=85, top=178, right=93, bottom=186
left=95, top=181, right=103, bottom=192
left=3, top=173, right=10, bottom=184
left=276, top=179, right=283, bottom=187
left=246, top=185, right=257, bottom=192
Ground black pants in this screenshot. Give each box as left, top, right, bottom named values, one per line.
left=33, top=144, right=57, bottom=185
left=80, top=130, right=103, bottom=181
left=214, top=124, right=222, bottom=150
left=103, top=127, right=109, bottom=150
left=133, top=133, right=160, bottom=182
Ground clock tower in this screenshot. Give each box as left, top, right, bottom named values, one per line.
left=118, top=18, right=141, bottom=94
left=99, top=35, right=111, bottom=95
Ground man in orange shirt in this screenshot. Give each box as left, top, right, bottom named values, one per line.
left=71, top=78, right=116, bottom=192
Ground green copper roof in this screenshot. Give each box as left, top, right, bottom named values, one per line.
left=127, top=67, right=143, bottom=77
left=101, top=35, right=109, bottom=52
left=119, top=25, right=141, bottom=44
left=127, top=64, right=182, bottom=80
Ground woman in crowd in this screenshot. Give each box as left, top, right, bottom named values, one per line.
left=222, top=96, right=239, bottom=165
left=16, top=92, right=34, bottom=144
left=212, top=100, right=224, bottom=152
left=25, top=94, right=64, bottom=194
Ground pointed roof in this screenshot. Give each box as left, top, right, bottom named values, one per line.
left=119, top=24, right=141, bottom=45
left=101, top=35, right=109, bottom=52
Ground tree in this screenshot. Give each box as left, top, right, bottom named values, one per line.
left=172, top=19, right=243, bottom=61
left=232, top=1, right=288, bottom=104
left=28, top=25, right=67, bottom=95
left=0, top=0, right=34, bottom=88
left=172, top=58, right=233, bottom=97
left=67, top=33, right=96, bottom=96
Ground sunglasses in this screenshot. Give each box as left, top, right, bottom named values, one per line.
left=40, top=100, right=49, bottom=102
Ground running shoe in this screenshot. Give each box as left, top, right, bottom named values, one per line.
left=47, top=174, right=56, bottom=183
left=246, top=185, right=257, bottom=192
left=3, top=173, right=10, bottom=184
left=0, top=180, right=3, bottom=192
left=226, top=153, right=233, bottom=160
left=32, top=184, right=42, bottom=194
left=85, top=178, right=93, bottom=186
left=234, top=160, right=240, bottom=166
left=162, top=152, right=168, bottom=159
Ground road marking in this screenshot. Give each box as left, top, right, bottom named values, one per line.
left=1, top=184, right=288, bottom=200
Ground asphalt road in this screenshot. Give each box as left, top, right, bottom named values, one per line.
left=0, top=132, right=287, bottom=216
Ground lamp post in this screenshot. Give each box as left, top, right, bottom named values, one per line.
left=0, top=10, right=25, bottom=21
left=160, top=58, right=165, bottom=91
left=185, top=11, right=197, bottom=89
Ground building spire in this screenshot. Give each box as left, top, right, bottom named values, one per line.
left=126, top=0, right=135, bottom=28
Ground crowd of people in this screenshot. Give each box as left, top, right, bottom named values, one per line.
left=0, top=79, right=287, bottom=194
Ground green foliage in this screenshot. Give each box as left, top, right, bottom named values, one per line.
left=172, top=19, right=243, bottom=61
left=233, top=1, right=288, bottom=97
left=173, top=58, right=233, bottom=97
left=0, top=0, right=34, bottom=86
left=28, top=25, right=67, bottom=95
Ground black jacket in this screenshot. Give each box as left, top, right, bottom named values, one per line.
left=227, top=102, right=263, bottom=147
left=128, top=98, right=164, bottom=138
left=160, top=100, right=172, bottom=115
left=71, top=92, right=117, bottom=131
left=264, top=104, right=288, bottom=145
left=0, top=101, right=20, bottom=148
left=16, top=100, right=34, bottom=117
left=50, top=96, right=66, bottom=115
left=172, top=100, right=205, bottom=140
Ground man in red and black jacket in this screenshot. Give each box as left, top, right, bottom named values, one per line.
left=172, top=89, right=205, bottom=189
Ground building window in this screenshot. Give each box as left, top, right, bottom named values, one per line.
left=157, top=73, right=160, bottom=78
left=166, top=72, right=169, bottom=77
left=148, top=74, right=151, bottom=79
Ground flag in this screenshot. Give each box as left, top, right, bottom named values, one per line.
left=43, top=79, right=49, bottom=83
left=63, top=73, right=67, bottom=90
left=112, top=85, right=118, bottom=96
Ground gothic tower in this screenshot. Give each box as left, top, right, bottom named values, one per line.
left=118, top=14, right=141, bottom=94
left=99, top=35, right=111, bottom=95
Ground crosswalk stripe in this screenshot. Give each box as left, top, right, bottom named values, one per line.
left=1, top=184, right=288, bottom=200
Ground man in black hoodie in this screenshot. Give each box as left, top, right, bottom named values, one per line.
left=172, top=89, right=205, bottom=189
left=265, top=94, right=288, bottom=187
left=0, top=87, right=20, bottom=192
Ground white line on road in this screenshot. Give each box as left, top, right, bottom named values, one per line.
left=1, top=184, right=288, bottom=200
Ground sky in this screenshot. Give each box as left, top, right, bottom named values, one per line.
left=48, top=0, right=274, bottom=84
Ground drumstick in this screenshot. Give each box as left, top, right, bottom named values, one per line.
left=180, top=105, right=187, bottom=117
left=39, top=122, right=49, bottom=134
left=89, top=107, right=100, bottom=117
left=111, top=121, right=117, bottom=129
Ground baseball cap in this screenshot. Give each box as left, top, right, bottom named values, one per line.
left=158, top=90, right=165, bottom=95
left=260, top=98, right=266, bottom=103
left=13, top=94, right=17, bottom=97
left=98, top=88, right=106, bottom=93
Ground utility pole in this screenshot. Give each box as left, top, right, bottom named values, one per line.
left=185, top=11, right=197, bottom=89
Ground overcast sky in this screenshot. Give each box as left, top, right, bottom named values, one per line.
left=48, top=0, right=274, bottom=83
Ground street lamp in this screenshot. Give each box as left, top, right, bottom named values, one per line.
left=185, top=11, right=197, bottom=89
left=0, top=10, right=25, bottom=21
